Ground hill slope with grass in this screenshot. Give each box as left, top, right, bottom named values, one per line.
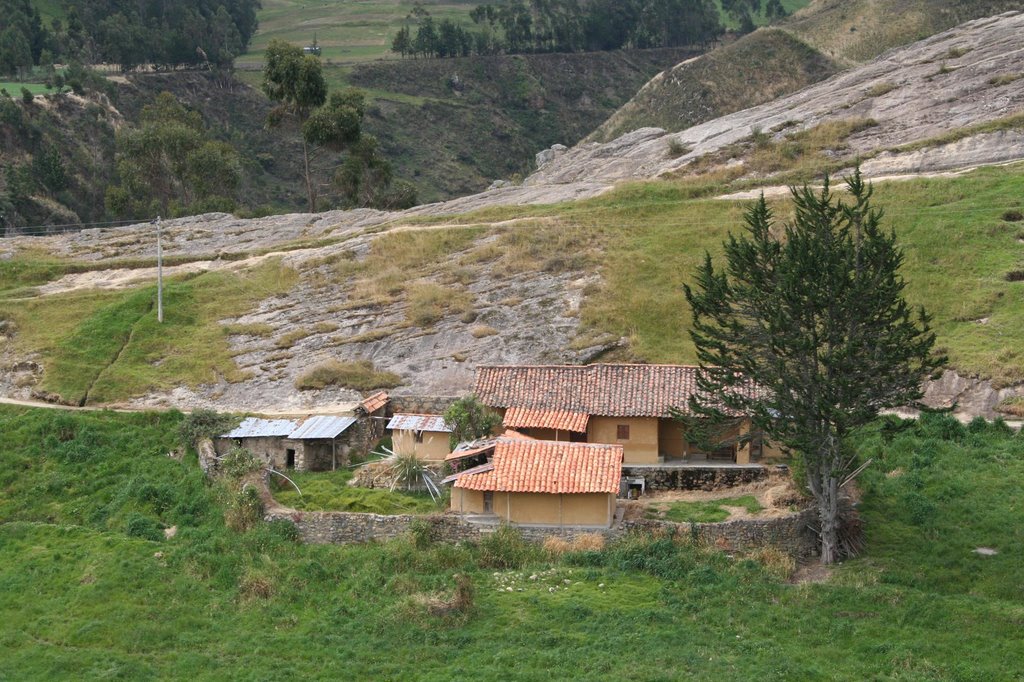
left=1, top=404, right=1023, bottom=678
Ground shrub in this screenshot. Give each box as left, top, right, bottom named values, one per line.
left=225, top=486, right=264, bottom=532
left=904, top=492, right=937, bottom=526
left=1000, top=209, right=1023, bottom=221
left=917, top=412, right=966, bottom=442
left=409, top=519, right=433, bottom=549
left=238, top=570, right=275, bottom=601
left=666, top=138, right=691, bottom=158
left=20, top=87, right=33, bottom=104
left=477, top=525, right=542, bottom=569
left=220, top=446, right=261, bottom=478
left=178, top=409, right=241, bottom=449
left=294, top=359, right=402, bottom=391
left=125, top=512, right=163, bottom=541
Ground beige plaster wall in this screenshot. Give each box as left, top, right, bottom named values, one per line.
left=393, top=429, right=451, bottom=461
left=588, top=416, right=659, bottom=464
left=451, top=490, right=613, bottom=527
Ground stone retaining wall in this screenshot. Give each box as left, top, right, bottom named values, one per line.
left=621, top=508, right=819, bottom=559
left=621, top=465, right=769, bottom=492
left=389, top=395, right=462, bottom=417
left=265, top=502, right=818, bottom=559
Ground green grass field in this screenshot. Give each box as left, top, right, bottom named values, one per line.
left=1, top=405, right=1022, bottom=678
left=273, top=468, right=440, bottom=513
left=238, top=0, right=481, bottom=65
left=0, top=82, right=53, bottom=97
left=647, top=495, right=765, bottom=523
left=237, top=0, right=811, bottom=65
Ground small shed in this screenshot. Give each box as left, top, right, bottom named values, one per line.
left=216, top=415, right=360, bottom=471
left=387, top=413, right=452, bottom=461
left=288, top=415, right=358, bottom=470
left=217, top=417, right=299, bottom=469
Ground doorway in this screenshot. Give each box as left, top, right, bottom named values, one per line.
left=483, top=491, right=494, bottom=513
left=286, top=448, right=296, bottom=469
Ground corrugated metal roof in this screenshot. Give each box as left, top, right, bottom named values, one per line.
left=454, top=439, right=623, bottom=494
left=441, top=462, right=494, bottom=485
left=387, top=413, right=452, bottom=432
left=289, top=415, right=357, bottom=440
left=504, top=407, right=590, bottom=433
left=222, top=417, right=298, bottom=439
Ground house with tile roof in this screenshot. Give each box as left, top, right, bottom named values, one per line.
left=446, top=439, right=623, bottom=528
left=474, top=364, right=783, bottom=466
left=387, top=413, right=453, bottom=461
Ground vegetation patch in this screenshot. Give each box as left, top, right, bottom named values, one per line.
left=275, top=328, right=309, bottom=349
left=865, top=81, right=898, bottom=97
left=294, top=359, right=402, bottom=392
left=406, top=283, right=473, bottom=327
left=273, top=470, right=439, bottom=514
left=989, top=73, right=1023, bottom=87
left=645, top=495, right=764, bottom=523
left=222, top=322, right=275, bottom=338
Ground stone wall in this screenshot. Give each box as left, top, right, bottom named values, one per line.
left=621, top=465, right=769, bottom=492
left=621, top=508, right=819, bottom=559
left=265, top=501, right=818, bottom=559
left=389, top=395, right=462, bottom=417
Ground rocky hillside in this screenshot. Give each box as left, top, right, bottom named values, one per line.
left=588, top=0, right=1023, bottom=142
left=2, top=11, right=1023, bottom=418
left=521, top=11, right=1024, bottom=198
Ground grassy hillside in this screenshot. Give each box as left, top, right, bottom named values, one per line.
left=590, top=29, right=838, bottom=142
left=3, top=163, right=1023, bottom=406
left=1, top=405, right=1022, bottom=678
left=235, top=48, right=702, bottom=202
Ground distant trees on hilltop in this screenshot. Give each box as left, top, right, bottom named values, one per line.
left=0, top=0, right=260, bottom=75
left=391, top=0, right=780, bottom=59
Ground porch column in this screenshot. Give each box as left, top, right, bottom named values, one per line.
left=736, top=419, right=752, bottom=464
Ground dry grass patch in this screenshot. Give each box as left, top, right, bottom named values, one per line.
left=406, top=283, right=473, bottom=327
left=470, top=325, right=498, bottom=338
left=295, top=359, right=402, bottom=391
left=989, top=73, right=1023, bottom=87
left=331, top=327, right=399, bottom=346
left=865, top=81, right=897, bottom=98
left=222, top=322, right=275, bottom=338
left=275, top=328, right=309, bottom=349
left=312, top=321, right=339, bottom=334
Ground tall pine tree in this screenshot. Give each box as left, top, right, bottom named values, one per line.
left=683, top=170, right=943, bottom=564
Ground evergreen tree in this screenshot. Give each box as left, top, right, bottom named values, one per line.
left=683, top=171, right=943, bottom=564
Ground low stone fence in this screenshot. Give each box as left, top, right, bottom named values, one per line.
left=621, top=464, right=770, bottom=492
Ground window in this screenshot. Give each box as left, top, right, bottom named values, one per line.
left=414, top=430, right=424, bottom=443
left=616, top=424, right=630, bottom=440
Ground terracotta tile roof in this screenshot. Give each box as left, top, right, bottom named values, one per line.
left=454, top=439, right=623, bottom=494
left=386, top=414, right=451, bottom=432
left=360, top=391, right=389, bottom=414
left=475, top=364, right=759, bottom=417
left=503, top=407, right=590, bottom=433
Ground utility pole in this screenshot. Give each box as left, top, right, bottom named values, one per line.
left=156, top=216, right=164, bottom=323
